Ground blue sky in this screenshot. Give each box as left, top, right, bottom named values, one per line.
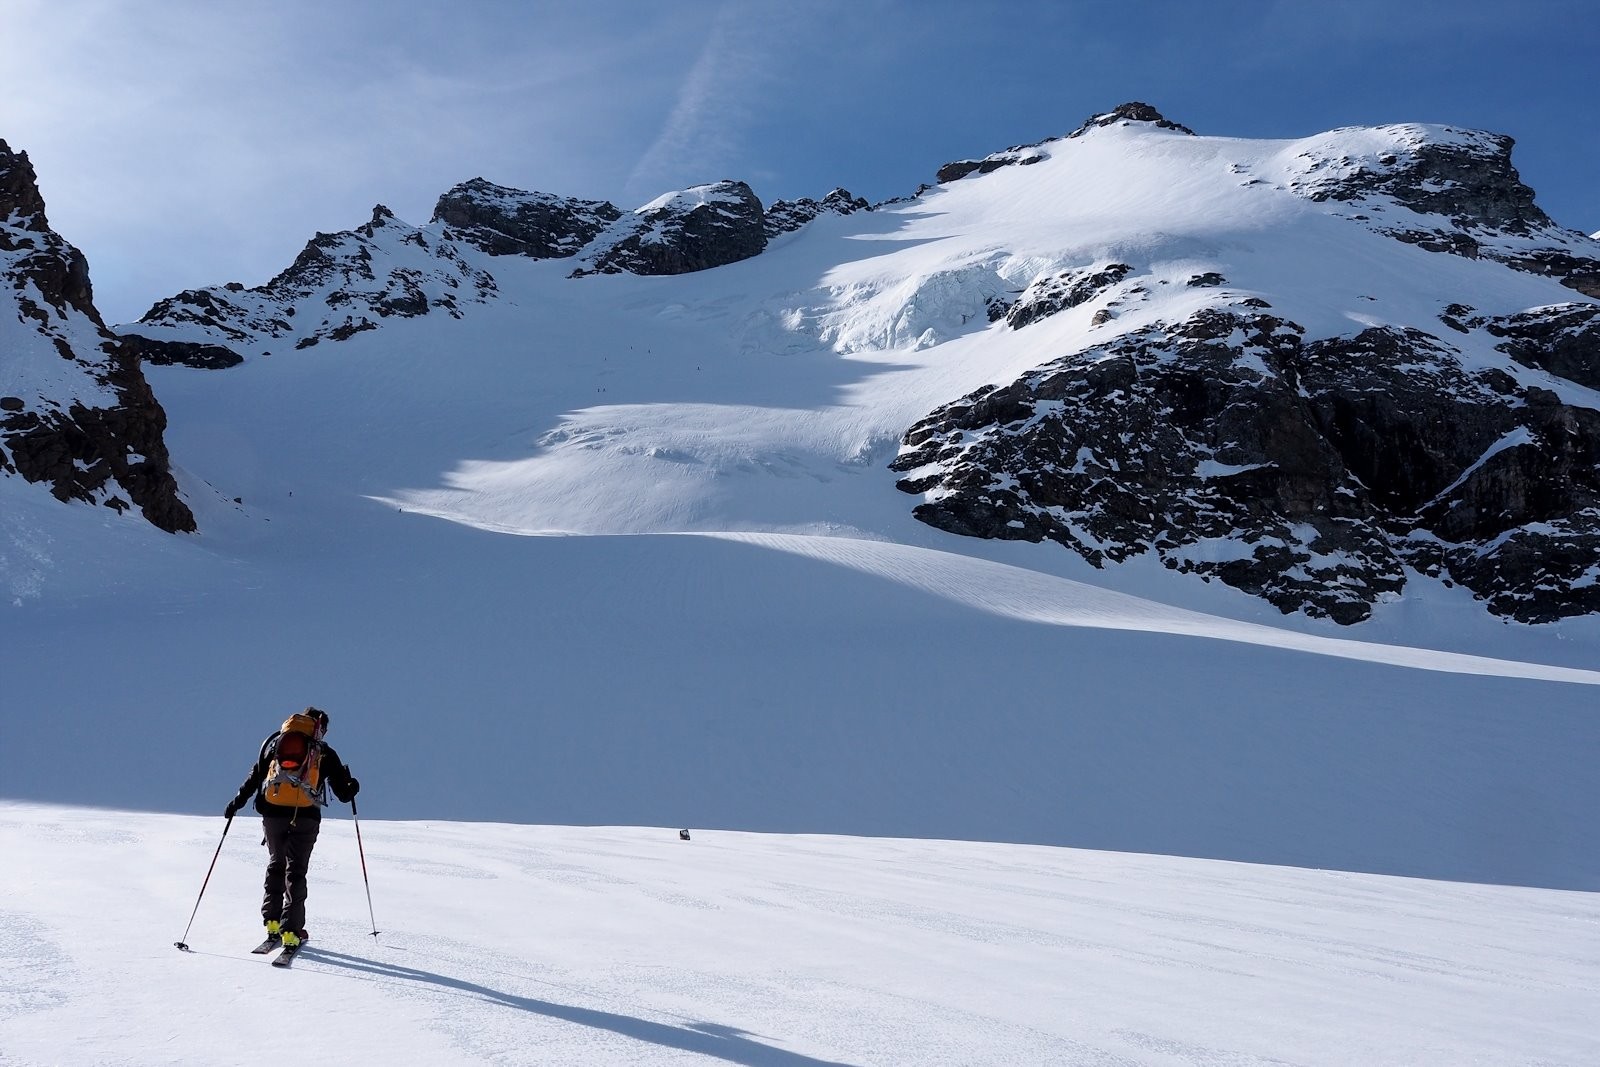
left=4, top=0, right=1596, bottom=324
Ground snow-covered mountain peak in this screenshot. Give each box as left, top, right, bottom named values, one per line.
left=124, top=201, right=498, bottom=359
left=931, top=100, right=1197, bottom=184
left=571, top=179, right=767, bottom=277
left=636, top=180, right=755, bottom=216
left=431, top=177, right=621, bottom=259
left=1068, top=100, right=1197, bottom=139
left=763, top=186, right=871, bottom=238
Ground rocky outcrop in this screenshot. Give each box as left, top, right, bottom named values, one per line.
left=1498, top=248, right=1600, bottom=299
left=572, top=181, right=767, bottom=277
left=892, top=308, right=1600, bottom=624
left=116, top=332, right=243, bottom=370
left=1005, top=263, right=1134, bottom=329
left=432, top=178, right=621, bottom=258
left=125, top=205, right=499, bottom=356
left=1068, top=102, right=1196, bottom=139
left=764, top=188, right=871, bottom=238
left=936, top=102, right=1192, bottom=185
left=1481, top=302, right=1600, bottom=390
left=935, top=145, right=1048, bottom=184
left=1299, top=128, right=1550, bottom=233
left=0, top=140, right=194, bottom=532
left=1283, top=124, right=1600, bottom=296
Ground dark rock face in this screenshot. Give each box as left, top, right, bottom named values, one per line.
left=764, top=188, right=871, bottom=238
left=0, top=140, right=194, bottom=533
left=1497, top=249, right=1600, bottom=298
left=1483, top=302, right=1600, bottom=390
left=1006, top=263, right=1133, bottom=329
left=892, top=308, right=1600, bottom=624
left=128, top=204, right=499, bottom=355
left=432, top=178, right=621, bottom=258
left=117, top=333, right=243, bottom=370
left=935, top=147, right=1047, bottom=184
left=1303, top=130, right=1551, bottom=233
left=573, top=181, right=767, bottom=277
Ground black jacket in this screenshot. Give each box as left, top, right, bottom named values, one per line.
left=231, top=731, right=357, bottom=820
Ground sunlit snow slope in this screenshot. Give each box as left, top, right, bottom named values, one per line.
left=6, top=804, right=1598, bottom=1066
left=3, top=116, right=1599, bottom=893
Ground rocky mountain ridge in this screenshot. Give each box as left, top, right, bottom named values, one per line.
left=891, top=307, right=1600, bottom=623
left=7, top=104, right=1600, bottom=626
left=0, top=140, right=193, bottom=532
left=127, top=204, right=500, bottom=355
left=122, top=177, right=871, bottom=361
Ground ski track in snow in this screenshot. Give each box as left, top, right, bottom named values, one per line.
left=5, top=803, right=1599, bottom=1067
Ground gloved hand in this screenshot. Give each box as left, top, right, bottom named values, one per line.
left=224, top=800, right=240, bottom=818
left=345, top=777, right=360, bottom=799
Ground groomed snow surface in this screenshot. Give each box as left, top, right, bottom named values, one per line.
left=5, top=803, right=1598, bottom=1066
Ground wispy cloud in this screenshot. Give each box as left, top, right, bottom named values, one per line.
left=0, top=0, right=697, bottom=320
left=4, top=0, right=1594, bottom=321
left=624, top=3, right=798, bottom=203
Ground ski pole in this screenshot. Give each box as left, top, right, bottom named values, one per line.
left=174, top=814, right=232, bottom=952
left=351, top=798, right=379, bottom=938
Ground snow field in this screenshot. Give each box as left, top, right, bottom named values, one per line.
left=5, top=803, right=1599, bottom=1066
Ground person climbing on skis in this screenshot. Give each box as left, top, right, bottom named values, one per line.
left=225, top=706, right=359, bottom=951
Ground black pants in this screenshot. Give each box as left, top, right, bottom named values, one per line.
left=261, top=814, right=320, bottom=933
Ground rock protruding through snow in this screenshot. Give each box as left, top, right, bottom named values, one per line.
left=572, top=180, right=768, bottom=277
left=432, top=178, right=622, bottom=259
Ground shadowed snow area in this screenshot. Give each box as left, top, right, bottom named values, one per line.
left=718, top=532, right=1600, bottom=683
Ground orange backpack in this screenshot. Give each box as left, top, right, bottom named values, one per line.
left=262, top=713, right=326, bottom=808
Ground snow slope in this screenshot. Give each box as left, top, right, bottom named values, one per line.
left=4, top=114, right=1600, bottom=901
left=6, top=803, right=1598, bottom=1066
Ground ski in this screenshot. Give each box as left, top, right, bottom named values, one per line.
left=251, top=937, right=281, bottom=954
left=271, top=942, right=304, bottom=968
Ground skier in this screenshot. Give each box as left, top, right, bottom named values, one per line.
left=225, top=707, right=359, bottom=953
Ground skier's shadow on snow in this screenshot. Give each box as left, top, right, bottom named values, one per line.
left=305, top=948, right=858, bottom=1067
